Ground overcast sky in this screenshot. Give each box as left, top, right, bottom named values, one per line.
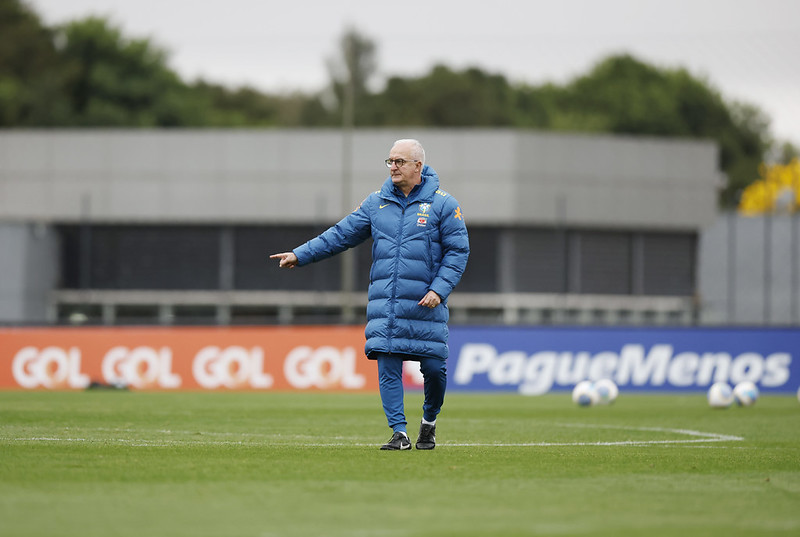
left=28, top=0, right=800, bottom=146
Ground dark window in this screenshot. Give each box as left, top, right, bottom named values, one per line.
left=59, top=226, right=82, bottom=288
left=575, top=231, right=631, bottom=294
left=457, top=227, right=498, bottom=293
left=57, top=225, right=697, bottom=298
left=234, top=226, right=341, bottom=291
left=641, top=233, right=696, bottom=296
left=59, top=225, right=219, bottom=289
left=512, top=228, right=567, bottom=293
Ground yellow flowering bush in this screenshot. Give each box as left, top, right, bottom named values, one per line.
left=738, top=158, right=800, bottom=215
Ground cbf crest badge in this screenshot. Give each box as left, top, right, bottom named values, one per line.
left=418, top=203, right=431, bottom=214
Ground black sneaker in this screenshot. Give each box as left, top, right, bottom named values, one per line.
left=380, top=431, right=411, bottom=451
left=416, top=422, right=436, bottom=450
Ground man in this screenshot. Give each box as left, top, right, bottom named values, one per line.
left=270, top=139, right=469, bottom=451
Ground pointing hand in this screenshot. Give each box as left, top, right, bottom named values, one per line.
left=270, top=252, right=298, bottom=268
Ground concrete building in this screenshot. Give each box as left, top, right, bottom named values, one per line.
left=1, top=129, right=733, bottom=326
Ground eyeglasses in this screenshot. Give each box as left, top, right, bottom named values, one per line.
left=385, top=158, right=419, bottom=168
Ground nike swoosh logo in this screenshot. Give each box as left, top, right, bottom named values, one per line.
left=379, top=204, right=389, bottom=209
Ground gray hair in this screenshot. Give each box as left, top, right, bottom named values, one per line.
left=393, top=139, right=426, bottom=165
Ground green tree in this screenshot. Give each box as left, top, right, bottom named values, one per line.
left=191, top=80, right=330, bottom=127
left=549, top=55, right=769, bottom=206
left=57, top=16, right=209, bottom=126
left=774, top=141, right=799, bottom=164
left=1, top=4, right=780, bottom=204
left=722, top=101, right=772, bottom=204
left=0, top=0, right=70, bottom=125
left=511, top=82, right=557, bottom=129
left=372, top=65, right=516, bottom=126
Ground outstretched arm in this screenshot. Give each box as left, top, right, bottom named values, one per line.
left=269, top=252, right=298, bottom=268
left=292, top=198, right=372, bottom=266
left=270, top=195, right=372, bottom=270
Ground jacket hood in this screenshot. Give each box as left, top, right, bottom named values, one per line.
left=380, top=164, right=440, bottom=202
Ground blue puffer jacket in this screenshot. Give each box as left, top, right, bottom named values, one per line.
left=293, top=165, right=469, bottom=360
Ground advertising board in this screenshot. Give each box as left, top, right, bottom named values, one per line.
left=448, top=326, right=799, bottom=394
left=0, top=326, right=377, bottom=391
left=1, top=326, right=797, bottom=393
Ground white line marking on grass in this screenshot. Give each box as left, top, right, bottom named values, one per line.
left=5, top=424, right=743, bottom=448
left=293, top=425, right=744, bottom=448
left=11, top=436, right=247, bottom=447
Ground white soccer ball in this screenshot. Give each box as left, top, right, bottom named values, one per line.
left=732, top=381, right=759, bottom=407
left=707, top=382, right=734, bottom=408
left=572, top=380, right=598, bottom=407
left=594, top=378, right=619, bottom=405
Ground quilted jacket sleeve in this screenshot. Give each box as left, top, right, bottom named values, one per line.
left=292, top=200, right=372, bottom=266
left=429, top=196, right=469, bottom=301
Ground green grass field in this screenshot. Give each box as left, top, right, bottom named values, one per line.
left=1, top=390, right=799, bottom=537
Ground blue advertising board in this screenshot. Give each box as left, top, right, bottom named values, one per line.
left=447, top=326, right=800, bottom=394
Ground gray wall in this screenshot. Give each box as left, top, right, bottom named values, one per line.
left=0, top=129, right=724, bottom=324
left=0, top=129, right=720, bottom=229
left=0, top=223, right=59, bottom=323
left=698, top=214, right=800, bottom=325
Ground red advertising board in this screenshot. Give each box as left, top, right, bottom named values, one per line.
left=0, top=326, right=422, bottom=391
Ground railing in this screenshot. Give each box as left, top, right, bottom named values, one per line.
left=52, top=290, right=697, bottom=326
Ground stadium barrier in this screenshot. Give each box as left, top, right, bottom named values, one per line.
left=1, top=326, right=797, bottom=393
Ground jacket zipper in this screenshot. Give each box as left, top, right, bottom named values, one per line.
left=388, top=201, right=407, bottom=353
